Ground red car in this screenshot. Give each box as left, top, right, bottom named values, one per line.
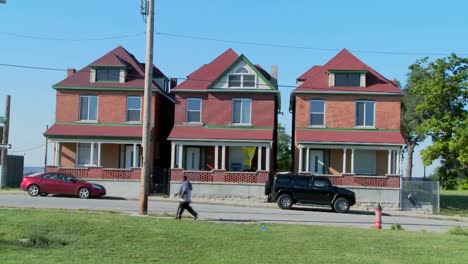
left=20, top=172, right=106, bottom=199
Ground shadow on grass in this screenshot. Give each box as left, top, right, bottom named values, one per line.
left=440, top=193, right=468, bottom=215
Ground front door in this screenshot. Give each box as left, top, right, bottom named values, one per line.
left=186, top=147, right=200, bottom=170
left=124, top=145, right=140, bottom=168
left=309, top=150, right=324, bottom=174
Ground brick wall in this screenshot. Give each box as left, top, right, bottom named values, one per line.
left=101, top=144, right=119, bottom=168
left=295, top=94, right=401, bottom=129
left=60, top=143, right=76, bottom=167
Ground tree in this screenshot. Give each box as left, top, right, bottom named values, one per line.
left=277, top=123, right=291, bottom=172
left=401, top=60, right=428, bottom=179
left=410, top=54, right=468, bottom=187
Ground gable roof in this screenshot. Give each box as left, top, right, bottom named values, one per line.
left=295, top=49, right=402, bottom=94
left=54, top=46, right=165, bottom=91
left=173, top=48, right=276, bottom=91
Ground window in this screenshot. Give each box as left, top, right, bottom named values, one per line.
left=95, top=68, right=120, bottom=82
left=293, top=176, right=311, bottom=188
left=232, top=99, right=251, bottom=125
left=310, top=100, right=325, bottom=126
left=79, top=95, right=97, bottom=121
left=335, top=73, right=360, bottom=86
left=228, top=67, right=256, bottom=88
left=186, top=98, right=202, bottom=123
left=126, top=96, right=141, bottom=122
left=356, top=101, right=375, bottom=127
left=77, top=143, right=98, bottom=166
left=354, top=150, right=376, bottom=175
left=313, top=178, right=330, bottom=188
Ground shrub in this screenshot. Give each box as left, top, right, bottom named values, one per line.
left=391, top=223, right=404, bottom=231
left=448, top=226, right=468, bottom=236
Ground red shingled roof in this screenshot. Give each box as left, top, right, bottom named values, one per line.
left=44, top=124, right=142, bottom=138
left=296, top=130, right=405, bottom=145
left=295, top=49, right=402, bottom=94
left=55, top=46, right=164, bottom=90
left=168, top=126, right=273, bottom=141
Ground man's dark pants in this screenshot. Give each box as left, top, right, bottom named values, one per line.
left=176, top=202, right=197, bottom=219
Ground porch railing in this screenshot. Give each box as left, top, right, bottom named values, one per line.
left=171, top=169, right=268, bottom=184
left=45, top=166, right=141, bottom=180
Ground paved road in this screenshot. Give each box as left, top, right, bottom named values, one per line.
left=1, top=193, right=467, bottom=233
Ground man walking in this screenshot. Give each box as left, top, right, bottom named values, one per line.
left=175, top=176, right=198, bottom=220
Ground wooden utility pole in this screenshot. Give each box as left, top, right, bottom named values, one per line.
left=139, top=0, right=154, bottom=215
left=1, top=95, right=11, bottom=188
left=44, top=125, right=48, bottom=171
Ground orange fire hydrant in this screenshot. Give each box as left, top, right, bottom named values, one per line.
left=375, top=203, right=382, bottom=229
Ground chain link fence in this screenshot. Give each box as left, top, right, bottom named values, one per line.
left=400, top=178, right=440, bottom=213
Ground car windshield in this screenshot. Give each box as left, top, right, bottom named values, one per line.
left=25, top=172, right=43, bottom=177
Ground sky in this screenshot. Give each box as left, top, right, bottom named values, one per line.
left=1, top=0, right=467, bottom=176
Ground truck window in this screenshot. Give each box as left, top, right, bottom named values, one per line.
left=293, top=176, right=311, bottom=188
left=313, top=178, right=330, bottom=188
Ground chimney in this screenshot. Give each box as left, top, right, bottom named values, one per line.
left=270, top=65, right=278, bottom=86
left=170, top=78, right=178, bottom=89
left=67, top=68, right=76, bottom=77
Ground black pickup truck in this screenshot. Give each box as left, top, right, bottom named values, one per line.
left=265, top=173, right=356, bottom=213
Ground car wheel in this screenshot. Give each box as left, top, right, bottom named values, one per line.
left=78, top=187, right=90, bottom=199
left=27, top=185, right=40, bottom=197
left=277, top=194, right=293, bottom=209
left=39, top=193, right=48, bottom=197
left=333, top=197, right=350, bottom=213
left=264, top=180, right=271, bottom=195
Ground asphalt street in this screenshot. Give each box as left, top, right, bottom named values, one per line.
left=1, top=193, right=467, bottom=233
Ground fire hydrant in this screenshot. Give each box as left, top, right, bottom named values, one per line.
left=375, top=203, right=382, bottom=229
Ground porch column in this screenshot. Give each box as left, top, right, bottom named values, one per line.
left=342, top=148, right=347, bottom=174
left=221, top=145, right=226, bottom=170
left=171, top=142, right=175, bottom=168
left=266, top=145, right=270, bottom=172
left=350, top=148, right=355, bottom=174
left=55, top=142, right=61, bottom=166
left=387, top=149, right=392, bottom=175
left=178, top=144, right=184, bottom=169
left=214, top=145, right=219, bottom=169
left=396, top=149, right=401, bottom=174
left=90, top=142, right=95, bottom=166
left=298, top=146, right=303, bottom=172
left=133, top=143, right=138, bottom=167
left=257, top=146, right=263, bottom=171
left=305, top=147, right=310, bottom=173
left=97, top=143, right=102, bottom=167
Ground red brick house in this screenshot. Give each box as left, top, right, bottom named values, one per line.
left=44, top=46, right=174, bottom=196
left=168, top=49, right=279, bottom=199
left=290, top=49, right=405, bottom=208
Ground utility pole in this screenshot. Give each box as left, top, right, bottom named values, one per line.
left=44, top=125, right=48, bottom=171
left=139, top=0, right=154, bottom=215
left=1, top=95, right=11, bottom=188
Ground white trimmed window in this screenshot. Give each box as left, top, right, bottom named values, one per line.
left=310, top=100, right=325, bottom=126
left=354, top=150, right=376, bottom=175
left=95, top=68, right=120, bottom=82
left=232, top=99, right=251, bottom=125
left=355, top=100, right=375, bottom=127
left=186, top=98, right=202, bottom=123
left=77, top=143, right=98, bottom=166
left=79, top=95, right=97, bottom=121
left=126, top=96, right=141, bottom=122
left=228, top=67, right=256, bottom=88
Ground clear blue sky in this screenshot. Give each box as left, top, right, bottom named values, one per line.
left=1, top=0, right=467, bottom=176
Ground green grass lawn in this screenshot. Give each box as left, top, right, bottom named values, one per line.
left=440, top=190, right=468, bottom=217
left=1, top=209, right=467, bottom=264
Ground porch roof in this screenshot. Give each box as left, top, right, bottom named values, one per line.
left=44, top=124, right=142, bottom=139
left=296, top=130, right=405, bottom=145
left=168, top=126, right=273, bottom=141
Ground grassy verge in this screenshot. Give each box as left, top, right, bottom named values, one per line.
left=440, top=190, right=468, bottom=217
left=1, top=209, right=467, bottom=264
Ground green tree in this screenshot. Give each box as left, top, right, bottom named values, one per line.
left=277, top=123, right=291, bottom=172
left=410, top=54, right=468, bottom=187
left=401, top=61, right=428, bottom=179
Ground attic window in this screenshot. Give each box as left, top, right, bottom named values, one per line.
left=95, top=68, right=120, bottom=82
left=228, top=67, right=255, bottom=88
left=335, top=73, right=360, bottom=86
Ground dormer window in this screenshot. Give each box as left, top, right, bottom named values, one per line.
left=95, top=68, right=120, bottom=82
left=328, top=70, right=367, bottom=87
left=228, top=67, right=256, bottom=88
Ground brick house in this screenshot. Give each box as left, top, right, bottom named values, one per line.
left=290, top=49, right=405, bottom=208
left=44, top=46, right=174, bottom=197
left=168, top=49, right=279, bottom=199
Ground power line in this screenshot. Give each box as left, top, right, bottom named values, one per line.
left=9, top=143, right=49, bottom=153
left=155, top=31, right=468, bottom=57
left=0, top=31, right=145, bottom=41
left=0, top=63, right=65, bottom=72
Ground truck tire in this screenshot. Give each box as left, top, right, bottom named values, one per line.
left=333, top=197, right=350, bottom=213
left=277, top=194, right=293, bottom=209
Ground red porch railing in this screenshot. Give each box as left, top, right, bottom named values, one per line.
left=327, top=174, right=400, bottom=188
left=171, top=169, right=269, bottom=184
left=45, top=166, right=141, bottom=180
